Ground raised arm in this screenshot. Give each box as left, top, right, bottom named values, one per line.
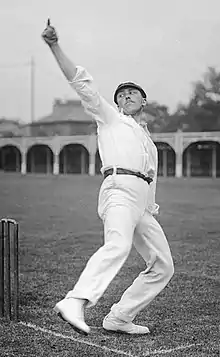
left=41, top=19, right=118, bottom=125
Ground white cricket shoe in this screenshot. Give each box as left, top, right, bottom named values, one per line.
left=103, top=313, right=150, bottom=335
left=54, top=298, right=90, bottom=335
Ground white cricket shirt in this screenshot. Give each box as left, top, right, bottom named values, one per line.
left=69, top=66, right=159, bottom=215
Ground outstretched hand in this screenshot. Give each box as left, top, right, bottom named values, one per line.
left=42, top=18, right=58, bottom=47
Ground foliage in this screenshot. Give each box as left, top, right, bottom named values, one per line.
left=147, top=67, right=220, bottom=132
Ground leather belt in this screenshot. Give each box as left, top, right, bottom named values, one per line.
left=103, top=168, right=153, bottom=184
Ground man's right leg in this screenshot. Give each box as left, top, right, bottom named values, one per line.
left=106, top=210, right=174, bottom=327
left=54, top=205, right=137, bottom=334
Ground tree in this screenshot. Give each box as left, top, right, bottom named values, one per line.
left=189, top=67, right=220, bottom=131
left=169, top=67, right=220, bottom=132
left=143, top=102, right=170, bottom=132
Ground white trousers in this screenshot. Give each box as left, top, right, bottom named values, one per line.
left=66, top=174, right=174, bottom=322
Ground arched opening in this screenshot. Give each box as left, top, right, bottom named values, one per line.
left=59, top=144, right=89, bottom=174
left=183, top=141, right=220, bottom=177
left=95, top=150, right=102, bottom=175
left=154, top=142, right=176, bottom=177
left=27, top=145, right=54, bottom=173
left=0, top=145, right=21, bottom=172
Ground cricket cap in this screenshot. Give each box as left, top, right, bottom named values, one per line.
left=114, top=82, right=147, bottom=104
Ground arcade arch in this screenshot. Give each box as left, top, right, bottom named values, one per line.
left=59, top=144, right=89, bottom=174
left=27, top=144, right=54, bottom=173
left=154, top=142, right=176, bottom=177
left=0, top=145, right=21, bottom=172
left=183, top=141, right=220, bottom=177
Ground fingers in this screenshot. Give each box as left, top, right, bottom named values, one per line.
left=43, top=17, right=54, bottom=34
left=42, top=18, right=58, bottom=46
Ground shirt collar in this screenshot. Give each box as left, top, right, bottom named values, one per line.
left=120, top=113, right=151, bottom=136
left=139, top=122, right=151, bottom=136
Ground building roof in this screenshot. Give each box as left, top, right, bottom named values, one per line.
left=37, top=99, right=93, bottom=123
left=0, top=117, right=21, bottom=124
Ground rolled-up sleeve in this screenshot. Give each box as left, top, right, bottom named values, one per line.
left=68, top=66, right=118, bottom=125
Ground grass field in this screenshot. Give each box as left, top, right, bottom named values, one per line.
left=0, top=173, right=219, bottom=357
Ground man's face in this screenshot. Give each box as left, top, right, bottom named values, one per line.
left=116, top=87, right=146, bottom=115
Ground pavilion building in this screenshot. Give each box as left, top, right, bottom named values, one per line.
left=0, top=100, right=219, bottom=177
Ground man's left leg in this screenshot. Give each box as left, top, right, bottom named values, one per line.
left=103, top=210, right=174, bottom=333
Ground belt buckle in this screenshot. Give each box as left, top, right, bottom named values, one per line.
left=137, top=171, right=151, bottom=183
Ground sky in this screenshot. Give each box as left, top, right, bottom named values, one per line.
left=0, top=0, right=220, bottom=123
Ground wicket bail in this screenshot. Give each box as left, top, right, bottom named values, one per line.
left=0, top=218, right=19, bottom=321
